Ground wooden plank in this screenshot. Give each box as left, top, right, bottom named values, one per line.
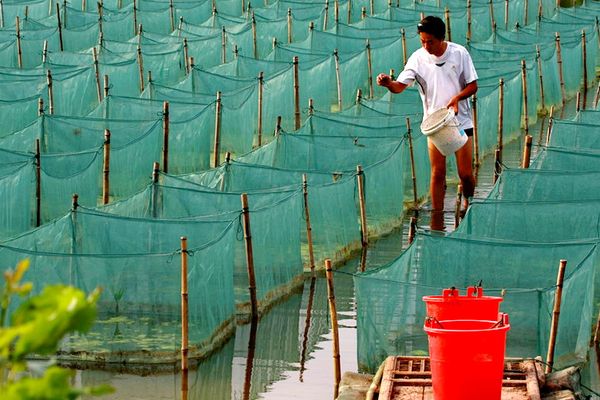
left=379, top=356, right=398, bottom=400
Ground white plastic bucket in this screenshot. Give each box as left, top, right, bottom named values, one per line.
left=420, top=108, right=468, bottom=156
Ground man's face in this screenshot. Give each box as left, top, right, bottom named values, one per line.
left=419, top=32, right=444, bottom=56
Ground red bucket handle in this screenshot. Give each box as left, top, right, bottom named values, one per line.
left=425, top=316, right=445, bottom=328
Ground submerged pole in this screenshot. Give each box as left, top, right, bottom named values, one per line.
left=241, top=193, right=259, bottom=319
left=545, top=259, right=567, bottom=374
left=406, top=118, right=418, bottom=207
left=325, top=259, right=341, bottom=399
left=454, top=184, right=463, bottom=229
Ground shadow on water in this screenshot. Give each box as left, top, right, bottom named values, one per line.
left=78, top=95, right=595, bottom=399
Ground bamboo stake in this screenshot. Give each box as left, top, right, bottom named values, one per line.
left=287, top=8, right=292, bottom=43
left=151, top=162, right=160, bottom=217
left=16, top=17, right=22, bottom=68
left=96, top=1, right=102, bottom=47
left=334, top=0, right=339, bottom=25
left=497, top=78, right=504, bottom=163
left=401, top=29, right=407, bottom=66
left=72, top=193, right=78, bottom=210
left=35, top=139, right=41, bottom=227
left=323, top=0, right=329, bottom=30
left=454, top=184, right=462, bottom=229
left=56, top=3, right=64, bottom=51
left=406, top=117, right=418, bottom=207
left=357, top=165, right=368, bottom=247
left=366, top=40, right=373, bottom=98
left=103, top=75, right=109, bottom=98
left=521, top=135, right=532, bottom=168
left=169, top=0, right=175, bottom=33
left=92, top=48, right=102, bottom=103
left=536, top=45, right=546, bottom=112
left=521, top=60, right=529, bottom=137
left=61, top=0, right=66, bottom=27
left=576, top=91, right=581, bottom=113
left=493, top=148, right=501, bottom=184
left=361, top=6, right=366, bottom=20
left=136, top=45, right=145, bottom=92
left=38, top=98, right=44, bottom=116
left=275, top=115, right=282, bottom=136
left=356, top=88, right=362, bottom=105
left=212, top=92, right=222, bottom=168
left=233, top=45, right=238, bottom=59
left=102, top=129, right=110, bottom=204
left=347, top=0, right=351, bottom=24
left=407, top=216, right=417, bottom=245
left=594, top=82, right=600, bottom=109
left=325, top=259, right=341, bottom=399
left=504, top=0, right=509, bottom=29
left=133, top=0, right=138, bottom=36
left=472, top=94, right=480, bottom=167
left=221, top=26, right=226, bottom=64
left=555, top=33, right=566, bottom=110
left=0, top=0, right=4, bottom=28
left=489, top=0, right=496, bottom=28
left=293, top=56, right=300, bottom=130
left=467, top=0, right=472, bottom=43
left=334, top=49, right=342, bottom=111
left=257, top=72, right=263, bottom=147
left=178, top=16, right=183, bottom=38
left=538, top=0, right=542, bottom=25
left=81, top=0, right=85, bottom=12
left=183, top=38, right=189, bottom=73
left=241, top=193, right=258, bottom=319
left=308, top=98, right=314, bottom=116
left=162, top=102, right=169, bottom=173
left=180, top=237, right=189, bottom=373
left=545, top=105, right=554, bottom=145
left=242, top=317, right=258, bottom=400
left=545, top=259, right=567, bottom=374
left=581, top=30, right=587, bottom=109
left=42, top=40, right=48, bottom=65
left=302, top=174, right=316, bottom=277
left=47, top=70, right=54, bottom=114
left=524, top=0, right=529, bottom=25
left=252, top=12, right=257, bottom=58
left=444, top=8, right=452, bottom=42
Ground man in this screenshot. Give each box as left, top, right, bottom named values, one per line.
left=376, top=16, right=477, bottom=231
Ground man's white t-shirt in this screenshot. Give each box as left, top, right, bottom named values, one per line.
left=396, top=42, right=478, bottom=130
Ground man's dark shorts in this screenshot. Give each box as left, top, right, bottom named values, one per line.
left=464, top=128, right=473, bottom=137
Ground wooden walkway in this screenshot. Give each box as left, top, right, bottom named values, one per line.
left=378, top=356, right=542, bottom=400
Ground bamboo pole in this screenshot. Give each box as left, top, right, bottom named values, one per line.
left=538, top=0, right=542, bottom=25
left=42, top=40, right=48, bottom=65
left=489, top=0, right=495, bottom=29
left=137, top=45, right=144, bottom=92
left=524, top=0, right=529, bottom=25
left=594, top=82, right=600, bottom=109
left=361, top=6, right=366, bottom=20
left=233, top=45, right=238, bottom=59
left=325, top=259, right=341, bottom=399
left=366, top=40, right=373, bottom=98
left=287, top=8, right=292, bottom=43
left=536, top=45, right=546, bottom=112
left=454, top=184, right=462, bottom=229
left=581, top=30, right=587, bottom=109
left=72, top=193, right=78, bottom=210
left=521, top=135, right=532, bottom=168
left=472, top=94, right=480, bottom=167
left=81, top=0, right=85, bottom=12
left=407, top=216, right=417, bottom=245
left=0, top=0, right=4, bottom=28
left=151, top=162, right=160, bottom=217
left=241, top=193, right=258, bottom=319
left=493, top=148, right=501, bottom=184
left=38, top=98, right=44, bottom=116
left=347, top=0, right=351, bottom=24
left=356, top=88, right=362, bottom=105
left=555, top=33, right=566, bottom=110
left=16, top=17, right=22, bottom=68
left=302, top=174, right=316, bottom=277
left=497, top=78, right=504, bottom=163
left=401, top=28, right=407, bottom=66
left=183, top=38, right=190, bottom=73
left=133, top=0, right=138, bottom=36
left=576, top=91, right=581, bottom=113
left=180, top=237, right=189, bottom=374
left=26, top=5, right=30, bottom=21
left=221, top=26, right=226, bottom=64
left=406, top=117, right=418, bottom=207
left=467, top=0, right=472, bottom=43
left=47, top=70, right=54, bottom=114
left=92, top=48, right=102, bottom=103
left=256, top=72, right=264, bottom=146
left=96, top=1, right=102, bottom=47
left=252, top=12, right=257, bottom=58
left=275, top=115, right=282, bottom=136
left=521, top=60, right=529, bottom=137
left=323, top=0, right=329, bottom=30
left=444, top=8, right=452, bottom=42
left=103, top=75, right=109, bottom=98
left=545, top=105, right=555, bottom=145
left=293, top=56, right=301, bottom=130
left=334, top=0, right=339, bottom=25
left=212, top=92, right=222, bottom=168
left=545, top=259, right=567, bottom=374
left=56, top=3, right=64, bottom=51
left=308, top=98, right=314, bottom=116
left=102, top=129, right=110, bottom=204
left=334, top=49, right=342, bottom=111
left=35, top=139, right=41, bottom=227
left=504, top=0, right=509, bottom=29
left=242, top=317, right=258, bottom=400
left=169, top=0, right=175, bottom=33
left=357, top=165, right=368, bottom=247
left=178, top=16, right=183, bottom=37
left=162, top=102, right=169, bottom=173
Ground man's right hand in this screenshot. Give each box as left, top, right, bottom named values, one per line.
left=376, top=73, right=391, bottom=87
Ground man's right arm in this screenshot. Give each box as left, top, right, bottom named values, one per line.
left=376, top=73, right=408, bottom=94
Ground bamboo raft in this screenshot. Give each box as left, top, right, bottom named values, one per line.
left=378, top=356, right=542, bottom=400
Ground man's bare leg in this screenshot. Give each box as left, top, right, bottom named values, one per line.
left=455, top=137, right=475, bottom=210
left=428, top=139, right=446, bottom=231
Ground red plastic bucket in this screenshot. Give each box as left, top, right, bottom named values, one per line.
left=422, top=286, right=503, bottom=321
left=424, top=314, right=510, bottom=400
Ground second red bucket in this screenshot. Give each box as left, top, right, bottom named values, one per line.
left=422, top=286, right=503, bottom=321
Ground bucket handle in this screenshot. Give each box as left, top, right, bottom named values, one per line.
left=425, top=316, right=444, bottom=328
left=491, top=313, right=510, bottom=328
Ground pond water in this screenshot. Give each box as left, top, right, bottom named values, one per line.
left=76, top=99, right=594, bottom=399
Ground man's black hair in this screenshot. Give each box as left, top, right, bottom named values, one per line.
left=417, top=16, right=446, bottom=40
